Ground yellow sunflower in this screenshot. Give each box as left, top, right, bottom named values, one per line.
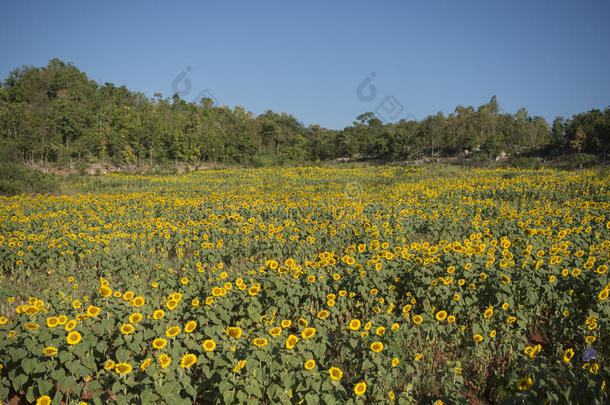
left=66, top=331, right=82, bottom=345
left=370, top=341, right=383, bottom=353
left=301, top=327, right=316, bottom=339
left=354, top=381, right=367, bottom=396
left=328, top=366, right=343, bottom=381
left=285, top=334, right=299, bottom=349
left=180, top=353, right=197, bottom=368
left=202, top=339, right=216, bottom=352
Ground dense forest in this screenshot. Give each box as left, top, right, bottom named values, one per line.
left=1, top=59, right=608, bottom=167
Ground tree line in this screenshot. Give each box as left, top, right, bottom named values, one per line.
left=1, top=59, right=608, bottom=166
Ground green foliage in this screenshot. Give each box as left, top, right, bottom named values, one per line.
left=0, top=163, right=59, bottom=195
left=508, top=156, right=544, bottom=170
left=2, top=61, right=609, bottom=167
left=250, top=152, right=286, bottom=168
left=573, top=153, right=598, bottom=168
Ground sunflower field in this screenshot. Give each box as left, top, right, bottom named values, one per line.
left=0, top=166, right=608, bottom=404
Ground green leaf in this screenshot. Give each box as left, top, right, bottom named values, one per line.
left=236, top=391, right=248, bottom=403
left=58, top=375, right=76, bottom=392
left=140, top=389, right=160, bottom=404
left=82, top=355, right=96, bottom=372
left=68, top=362, right=89, bottom=379
left=222, top=389, right=235, bottom=404
left=305, top=392, right=320, bottom=405
left=35, top=378, right=54, bottom=396
left=34, top=361, right=46, bottom=373
left=362, top=359, right=374, bottom=370
left=10, top=347, right=28, bottom=361
left=87, top=380, right=103, bottom=393
left=52, top=390, right=63, bottom=405
left=21, top=358, right=35, bottom=374
left=112, top=381, right=123, bottom=395
left=321, top=380, right=333, bottom=391
left=26, top=385, right=36, bottom=403
left=245, top=383, right=262, bottom=398
left=12, top=373, right=28, bottom=391
left=72, top=382, right=84, bottom=396
left=71, top=343, right=87, bottom=357
left=126, top=340, right=140, bottom=352
left=94, top=340, right=108, bottom=355
left=50, top=367, right=65, bottom=382
left=323, top=394, right=339, bottom=405
left=143, top=328, right=156, bottom=340
left=58, top=350, right=72, bottom=364
left=115, top=393, right=131, bottom=405
left=115, top=347, right=130, bottom=363
left=247, top=306, right=260, bottom=323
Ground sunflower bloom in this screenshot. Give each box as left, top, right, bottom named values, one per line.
left=36, top=396, right=51, bottom=405
left=65, top=319, right=77, bottom=332
left=517, top=377, right=533, bottom=390
left=226, top=327, right=242, bottom=338
left=370, top=341, right=383, bottom=353
left=115, top=362, right=132, bottom=374
left=140, top=358, right=152, bottom=371
left=184, top=321, right=197, bottom=333
left=232, top=359, right=247, bottom=373
left=285, top=334, right=299, bottom=349
left=354, top=381, right=366, bottom=396
left=202, top=339, right=216, bottom=352
left=120, top=324, right=135, bottom=335
left=152, top=338, right=167, bottom=349
left=180, top=353, right=197, bottom=368
left=132, top=296, right=145, bottom=307
left=66, top=331, right=82, bottom=345
left=328, top=366, right=343, bottom=381
left=158, top=353, right=171, bottom=369
left=86, top=306, right=101, bottom=317
left=165, top=326, right=181, bottom=338
left=301, top=327, right=316, bottom=339
left=46, top=317, right=58, bottom=328
left=128, top=313, right=143, bottom=323
left=42, top=346, right=58, bottom=356
left=253, top=337, right=269, bottom=347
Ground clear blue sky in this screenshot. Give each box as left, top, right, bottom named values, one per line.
left=1, top=0, right=609, bottom=129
